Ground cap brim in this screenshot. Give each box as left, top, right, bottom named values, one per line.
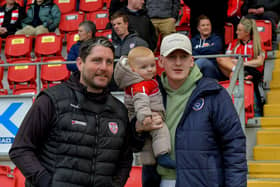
left=161, top=47, right=192, bottom=57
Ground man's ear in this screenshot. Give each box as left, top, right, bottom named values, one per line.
left=76, top=57, right=83, bottom=71
left=158, top=56, right=164, bottom=68
left=190, top=56, right=195, bottom=67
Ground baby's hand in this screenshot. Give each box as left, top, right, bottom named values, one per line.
left=143, top=116, right=152, bottom=126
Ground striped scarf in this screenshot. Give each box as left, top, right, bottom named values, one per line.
left=0, top=8, right=19, bottom=26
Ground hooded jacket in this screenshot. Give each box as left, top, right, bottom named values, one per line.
left=191, top=33, right=223, bottom=61
left=22, top=0, right=60, bottom=31
left=156, top=76, right=247, bottom=187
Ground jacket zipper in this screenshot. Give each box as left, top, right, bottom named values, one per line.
left=92, top=114, right=99, bottom=186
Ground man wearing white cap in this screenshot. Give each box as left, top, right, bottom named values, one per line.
left=137, top=33, right=247, bottom=187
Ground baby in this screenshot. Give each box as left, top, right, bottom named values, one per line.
left=114, top=46, right=175, bottom=168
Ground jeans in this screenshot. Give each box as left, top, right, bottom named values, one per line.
left=195, top=58, right=225, bottom=80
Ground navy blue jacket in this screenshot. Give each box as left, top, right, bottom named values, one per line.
left=66, top=41, right=81, bottom=72
left=157, top=77, right=247, bottom=187
left=191, top=33, right=223, bottom=61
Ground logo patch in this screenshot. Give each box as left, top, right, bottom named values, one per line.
left=108, top=122, right=118, bottom=134
left=72, top=120, right=87, bottom=126
left=192, top=98, right=205, bottom=111
left=129, top=43, right=135, bottom=49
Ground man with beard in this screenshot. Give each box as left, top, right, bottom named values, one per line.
left=9, top=37, right=133, bottom=187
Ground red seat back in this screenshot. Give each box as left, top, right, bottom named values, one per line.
left=8, top=58, right=37, bottom=95
left=0, top=0, right=24, bottom=7
left=219, top=80, right=254, bottom=123
left=59, top=12, right=85, bottom=33
left=86, top=10, right=109, bottom=30
left=41, top=56, right=70, bottom=89
left=256, top=20, right=272, bottom=51
left=34, top=33, right=63, bottom=57
left=0, top=165, right=16, bottom=187
left=178, top=5, right=190, bottom=26
left=54, top=0, right=76, bottom=14
left=5, top=35, right=33, bottom=62
left=13, top=167, right=25, bottom=187
left=95, top=29, right=112, bottom=41
left=124, top=166, right=142, bottom=187
left=224, top=22, right=234, bottom=46
left=66, top=32, right=79, bottom=53
left=79, top=0, right=103, bottom=12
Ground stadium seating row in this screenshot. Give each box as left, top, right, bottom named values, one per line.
left=0, top=165, right=141, bottom=187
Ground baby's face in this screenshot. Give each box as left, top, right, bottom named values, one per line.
left=132, top=55, right=156, bottom=81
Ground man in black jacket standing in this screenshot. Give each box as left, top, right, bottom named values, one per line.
left=119, top=0, right=157, bottom=51
left=9, top=37, right=133, bottom=187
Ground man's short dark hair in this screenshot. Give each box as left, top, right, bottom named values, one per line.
left=79, top=20, right=97, bottom=37
left=110, top=11, right=129, bottom=23
left=79, top=37, right=115, bottom=62
left=196, top=14, right=211, bottom=27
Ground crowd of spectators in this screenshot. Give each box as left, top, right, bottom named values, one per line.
left=0, top=0, right=279, bottom=115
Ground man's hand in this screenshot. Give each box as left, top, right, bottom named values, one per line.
left=248, top=8, right=257, bottom=14
left=0, top=27, right=7, bottom=34
left=256, top=7, right=264, bottom=15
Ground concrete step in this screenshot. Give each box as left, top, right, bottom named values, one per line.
left=272, top=70, right=280, bottom=81
left=257, top=130, right=280, bottom=145
left=264, top=104, right=280, bottom=117
left=260, top=117, right=280, bottom=129
left=254, top=145, right=280, bottom=160
left=249, top=161, right=280, bottom=179
left=270, top=80, right=280, bottom=90
left=248, top=179, right=280, bottom=187
left=267, top=91, right=280, bottom=104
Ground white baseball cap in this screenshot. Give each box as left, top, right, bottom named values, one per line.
left=160, top=33, right=192, bottom=57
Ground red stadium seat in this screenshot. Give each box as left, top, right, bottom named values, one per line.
left=124, top=166, right=142, bottom=187
left=86, top=10, right=109, bottom=30
left=66, top=32, right=79, bottom=53
left=178, top=5, right=190, bottom=26
left=224, top=22, right=234, bottom=46
left=41, top=56, right=70, bottom=89
left=79, top=0, right=103, bottom=12
left=34, top=33, right=63, bottom=57
left=13, top=167, right=25, bottom=187
left=0, top=60, right=8, bottom=95
left=105, top=0, right=111, bottom=9
left=256, top=20, right=272, bottom=51
left=0, top=165, right=16, bottom=187
left=219, top=80, right=254, bottom=123
left=8, top=58, right=37, bottom=95
left=4, top=35, right=33, bottom=63
left=95, top=29, right=112, bottom=41
left=59, top=11, right=85, bottom=34
left=54, top=0, right=76, bottom=14
left=176, top=25, right=191, bottom=38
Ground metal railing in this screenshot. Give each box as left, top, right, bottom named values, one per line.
left=0, top=54, right=249, bottom=131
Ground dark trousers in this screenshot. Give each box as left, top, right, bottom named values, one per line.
left=142, top=165, right=161, bottom=187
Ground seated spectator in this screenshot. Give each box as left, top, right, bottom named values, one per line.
left=217, top=17, right=265, bottom=116
left=15, top=0, right=60, bottom=36
left=242, top=0, right=280, bottom=42
left=0, top=0, right=25, bottom=38
left=67, top=20, right=96, bottom=72
left=119, top=0, right=157, bottom=51
left=111, top=11, right=148, bottom=59
left=191, top=15, right=225, bottom=80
